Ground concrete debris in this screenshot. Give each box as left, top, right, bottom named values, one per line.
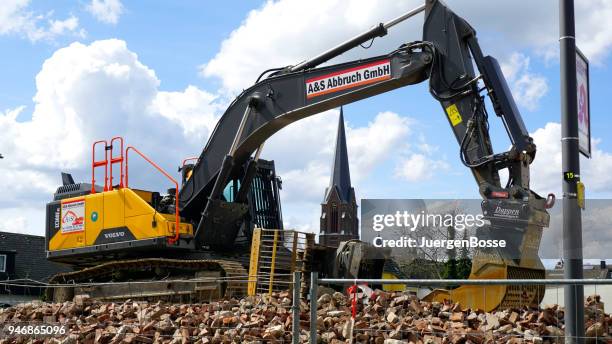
left=0, top=291, right=609, bottom=343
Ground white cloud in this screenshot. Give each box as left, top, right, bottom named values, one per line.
left=0, top=0, right=83, bottom=42
left=530, top=122, right=612, bottom=197
left=394, top=153, right=449, bottom=182
left=347, top=111, right=411, bottom=181
left=416, top=133, right=439, bottom=155
left=87, top=0, right=123, bottom=25
left=0, top=39, right=221, bottom=234
left=443, top=0, right=612, bottom=64
left=2, top=39, right=159, bottom=169
left=48, top=16, right=80, bottom=36
left=393, top=132, right=449, bottom=183
left=152, top=86, right=223, bottom=141
left=574, top=0, right=612, bottom=63
left=501, top=53, right=548, bottom=111
left=280, top=160, right=331, bottom=204
left=201, top=0, right=612, bottom=98
left=200, top=0, right=423, bottom=94
left=265, top=112, right=338, bottom=172
left=0, top=207, right=45, bottom=235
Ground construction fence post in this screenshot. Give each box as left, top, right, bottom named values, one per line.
left=292, top=271, right=302, bottom=344
left=309, top=272, right=318, bottom=344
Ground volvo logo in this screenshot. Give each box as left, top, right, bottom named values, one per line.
left=104, top=231, right=125, bottom=239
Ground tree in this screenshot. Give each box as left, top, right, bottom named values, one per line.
left=385, top=201, right=475, bottom=280
left=442, top=223, right=458, bottom=279
left=456, top=229, right=472, bottom=279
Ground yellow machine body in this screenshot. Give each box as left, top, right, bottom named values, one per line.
left=46, top=188, right=193, bottom=261
left=423, top=262, right=545, bottom=312
left=423, top=209, right=549, bottom=312
left=382, top=271, right=408, bottom=292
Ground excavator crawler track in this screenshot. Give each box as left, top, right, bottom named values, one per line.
left=47, top=258, right=248, bottom=303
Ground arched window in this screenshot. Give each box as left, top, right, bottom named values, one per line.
left=330, top=203, right=338, bottom=233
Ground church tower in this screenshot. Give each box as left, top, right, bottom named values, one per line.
left=319, top=107, right=359, bottom=247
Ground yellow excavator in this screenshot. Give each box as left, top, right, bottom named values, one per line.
left=45, top=0, right=553, bottom=311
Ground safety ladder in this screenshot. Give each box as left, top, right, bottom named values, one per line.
left=247, top=228, right=315, bottom=296
left=91, top=136, right=124, bottom=193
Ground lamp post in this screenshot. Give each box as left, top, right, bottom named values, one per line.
left=559, top=0, right=585, bottom=342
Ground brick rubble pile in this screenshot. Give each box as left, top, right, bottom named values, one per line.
left=0, top=291, right=609, bottom=343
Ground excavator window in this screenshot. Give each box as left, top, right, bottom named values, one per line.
left=222, top=180, right=240, bottom=202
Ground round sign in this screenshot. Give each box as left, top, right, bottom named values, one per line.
left=91, top=211, right=98, bottom=222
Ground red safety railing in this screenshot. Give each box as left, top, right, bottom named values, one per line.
left=181, top=157, right=199, bottom=168
left=125, top=146, right=180, bottom=244
left=109, top=136, right=124, bottom=189
left=91, top=140, right=109, bottom=193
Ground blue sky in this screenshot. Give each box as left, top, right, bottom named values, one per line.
left=0, top=1, right=254, bottom=107
left=1, top=0, right=611, bottom=236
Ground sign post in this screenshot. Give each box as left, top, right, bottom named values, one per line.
left=560, top=0, right=585, bottom=342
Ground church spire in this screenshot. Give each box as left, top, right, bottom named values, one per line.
left=325, top=107, right=352, bottom=202
left=320, top=107, right=359, bottom=247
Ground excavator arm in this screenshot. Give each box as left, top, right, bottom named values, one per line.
left=423, top=1, right=539, bottom=199
left=180, top=0, right=549, bottom=258
left=180, top=45, right=433, bottom=247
